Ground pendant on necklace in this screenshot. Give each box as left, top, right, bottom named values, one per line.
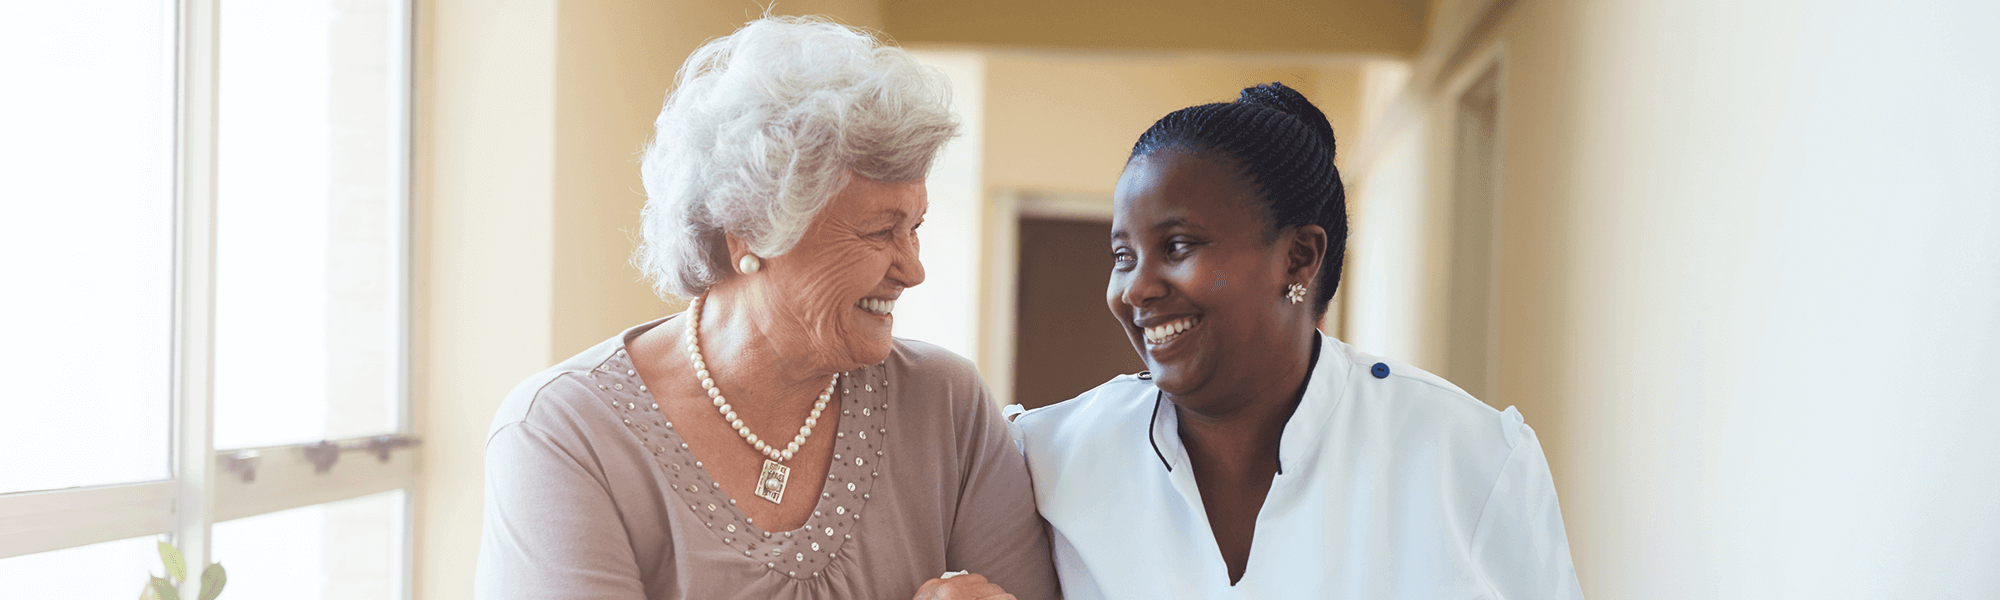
left=755, top=459, right=789, bottom=504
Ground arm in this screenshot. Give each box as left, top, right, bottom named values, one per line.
left=943, top=381, right=1061, bottom=600
left=476, top=420, right=648, bottom=600
left=1469, top=422, right=1586, bottom=600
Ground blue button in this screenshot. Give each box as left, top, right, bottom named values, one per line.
left=1371, top=362, right=1390, bottom=379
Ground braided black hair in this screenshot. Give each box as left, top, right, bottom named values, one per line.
left=1129, top=82, right=1347, bottom=317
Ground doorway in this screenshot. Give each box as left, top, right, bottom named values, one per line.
left=1011, top=216, right=1145, bottom=409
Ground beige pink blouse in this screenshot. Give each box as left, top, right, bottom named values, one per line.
left=475, top=317, right=1058, bottom=600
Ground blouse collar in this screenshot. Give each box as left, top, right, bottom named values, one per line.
left=1146, top=332, right=1348, bottom=475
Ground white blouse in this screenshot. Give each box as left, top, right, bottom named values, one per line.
left=1008, top=334, right=1583, bottom=599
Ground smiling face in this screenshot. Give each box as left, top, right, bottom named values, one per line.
left=1108, top=150, right=1320, bottom=405
left=749, top=175, right=927, bottom=371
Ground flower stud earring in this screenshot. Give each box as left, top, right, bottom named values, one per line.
left=1285, top=282, right=1307, bottom=304
left=738, top=254, right=762, bottom=274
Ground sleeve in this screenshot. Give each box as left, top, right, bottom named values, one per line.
left=1468, top=421, right=1586, bottom=600
left=945, top=376, right=1062, bottom=600
left=475, top=419, right=648, bottom=600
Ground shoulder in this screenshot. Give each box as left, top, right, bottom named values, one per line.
left=883, top=338, right=991, bottom=412
left=880, top=338, right=1007, bottom=441
left=487, top=333, right=630, bottom=445
left=1009, top=372, right=1158, bottom=464
left=1013, top=372, right=1155, bottom=431
left=886, top=337, right=982, bottom=385
left=1329, top=338, right=1530, bottom=466
left=1006, top=374, right=1164, bottom=521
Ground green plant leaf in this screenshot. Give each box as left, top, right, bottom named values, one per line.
left=198, top=563, right=228, bottom=600
left=158, top=541, right=187, bottom=583
left=150, top=576, right=181, bottom=600
left=139, top=579, right=155, bottom=600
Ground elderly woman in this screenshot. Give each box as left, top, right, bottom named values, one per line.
left=1010, top=83, right=1583, bottom=598
left=475, top=18, right=1056, bottom=600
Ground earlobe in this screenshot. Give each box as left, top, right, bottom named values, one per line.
left=722, top=233, right=760, bottom=274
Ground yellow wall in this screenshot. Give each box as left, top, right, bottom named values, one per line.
left=412, top=0, right=555, bottom=597
left=977, top=52, right=1369, bottom=197
left=885, top=0, right=1426, bottom=55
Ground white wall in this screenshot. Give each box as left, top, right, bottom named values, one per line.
left=1349, top=0, right=2000, bottom=597
left=898, top=51, right=986, bottom=365
left=1343, top=118, right=1437, bottom=368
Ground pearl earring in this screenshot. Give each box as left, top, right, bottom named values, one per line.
left=738, top=254, right=761, bottom=274
left=1285, top=282, right=1307, bottom=304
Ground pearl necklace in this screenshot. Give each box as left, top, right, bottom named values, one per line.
left=685, top=296, right=837, bottom=504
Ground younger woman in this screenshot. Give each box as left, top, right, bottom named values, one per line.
left=1010, top=82, right=1583, bottom=599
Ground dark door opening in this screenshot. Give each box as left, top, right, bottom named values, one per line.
left=1013, top=217, right=1146, bottom=408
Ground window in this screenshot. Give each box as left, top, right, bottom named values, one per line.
left=0, top=1, right=416, bottom=597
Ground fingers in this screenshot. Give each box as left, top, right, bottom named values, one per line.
left=933, top=584, right=1008, bottom=600
left=924, top=572, right=1016, bottom=600
left=913, top=577, right=947, bottom=600
left=912, top=573, right=1013, bottom=600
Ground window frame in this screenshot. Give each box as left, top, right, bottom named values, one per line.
left=0, top=1, right=419, bottom=597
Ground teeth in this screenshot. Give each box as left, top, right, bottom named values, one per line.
left=1142, top=316, right=1200, bottom=344
left=857, top=298, right=895, bottom=315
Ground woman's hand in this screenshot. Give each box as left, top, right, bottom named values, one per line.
left=912, top=573, right=1016, bottom=600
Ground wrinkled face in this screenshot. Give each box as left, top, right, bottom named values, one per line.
left=757, top=176, right=927, bottom=370
left=1108, top=150, right=1294, bottom=400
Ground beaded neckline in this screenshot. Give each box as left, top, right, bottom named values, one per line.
left=589, top=329, right=896, bottom=580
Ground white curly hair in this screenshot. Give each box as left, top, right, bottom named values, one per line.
left=636, top=16, right=959, bottom=300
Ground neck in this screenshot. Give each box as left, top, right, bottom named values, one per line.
left=1172, top=329, right=1318, bottom=476
left=687, top=287, right=845, bottom=415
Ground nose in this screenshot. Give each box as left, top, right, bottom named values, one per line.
left=891, top=229, right=925, bottom=288
left=1111, top=259, right=1167, bottom=313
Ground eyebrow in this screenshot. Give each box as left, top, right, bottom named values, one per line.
left=1109, top=217, right=1199, bottom=242
left=864, top=208, right=914, bottom=227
